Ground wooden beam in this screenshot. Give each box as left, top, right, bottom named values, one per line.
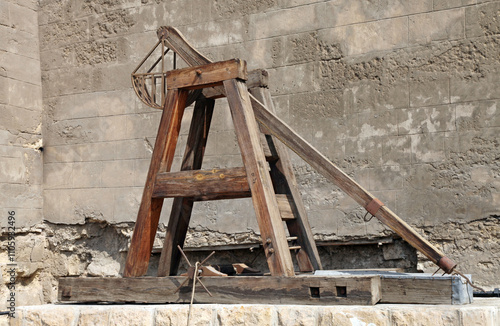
left=276, top=194, right=294, bottom=221
left=166, top=59, right=247, bottom=90
left=152, top=167, right=250, bottom=199
left=248, top=94, right=457, bottom=273
left=250, top=86, right=322, bottom=272
left=124, top=89, right=187, bottom=277
left=58, top=275, right=381, bottom=305
left=158, top=98, right=214, bottom=277
left=224, top=78, right=295, bottom=277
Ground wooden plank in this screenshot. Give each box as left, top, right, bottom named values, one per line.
left=250, top=86, right=321, bottom=272
left=276, top=194, right=294, bottom=220
left=381, top=278, right=452, bottom=304
left=152, top=167, right=250, bottom=199
left=158, top=98, right=214, bottom=277
left=166, top=59, right=247, bottom=90
left=58, top=275, right=381, bottom=305
left=248, top=94, right=456, bottom=273
left=224, top=78, right=295, bottom=277
left=124, top=89, right=187, bottom=277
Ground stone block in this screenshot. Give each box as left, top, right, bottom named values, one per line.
left=318, top=306, right=391, bottom=326
left=370, top=165, right=403, bottom=191
left=0, top=26, right=40, bottom=60
left=0, top=106, right=42, bottom=134
left=108, top=307, right=154, bottom=326
left=44, top=188, right=115, bottom=224
left=215, top=130, right=240, bottom=156
left=465, top=2, right=500, bottom=38
left=409, top=8, right=465, bottom=45
left=318, top=17, right=408, bottom=56
left=90, top=63, right=135, bottom=92
left=284, top=31, right=319, bottom=65
left=249, top=3, right=325, bottom=40
left=391, top=307, right=460, bottom=325
left=156, top=305, right=215, bottom=326
left=43, top=162, right=73, bottom=189
left=243, top=37, right=285, bottom=70
left=269, top=62, right=318, bottom=96
left=0, top=157, right=27, bottom=184
left=69, top=161, right=102, bottom=188
left=111, top=187, right=141, bottom=223
left=344, top=136, right=384, bottom=167
left=8, top=2, right=38, bottom=36
left=45, top=115, right=128, bottom=146
left=212, top=0, right=278, bottom=20
left=101, top=160, right=134, bottom=188
left=309, top=208, right=342, bottom=235
left=450, top=73, right=500, bottom=103
left=343, top=80, right=409, bottom=112
left=323, top=0, right=432, bottom=28
left=27, top=305, right=77, bottom=326
left=434, top=0, right=476, bottom=10
left=125, top=112, right=162, bottom=139
left=0, top=183, right=42, bottom=209
left=463, top=306, right=499, bottom=326
left=7, top=79, right=42, bottom=111
left=0, top=208, right=42, bottom=228
left=409, top=78, right=450, bottom=108
left=77, top=306, right=110, bottom=326
left=382, top=135, right=411, bottom=165
left=358, top=110, right=398, bottom=138
left=456, top=100, right=500, bottom=131
left=217, top=305, right=274, bottom=326
left=399, top=105, right=456, bottom=135
left=410, top=133, right=445, bottom=163
left=39, top=19, right=89, bottom=51
left=183, top=20, right=246, bottom=48
left=41, top=68, right=92, bottom=98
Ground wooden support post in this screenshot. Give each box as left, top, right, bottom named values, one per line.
left=124, top=89, right=187, bottom=277
left=158, top=98, right=214, bottom=277
left=224, top=79, right=295, bottom=277
left=250, top=86, right=322, bottom=272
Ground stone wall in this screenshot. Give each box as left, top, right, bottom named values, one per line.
left=1, top=0, right=500, bottom=308
left=0, top=0, right=44, bottom=310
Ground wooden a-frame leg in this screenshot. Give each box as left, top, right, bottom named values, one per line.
left=158, top=97, right=215, bottom=276
left=224, top=78, right=295, bottom=277
left=124, top=89, right=188, bottom=277
left=250, top=87, right=323, bottom=272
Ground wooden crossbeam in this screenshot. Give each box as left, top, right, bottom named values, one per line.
left=166, top=59, right=247, bottom=90
left=59, top=275, right=381, bottom=305
left=152, top=167, right=250, bottom=199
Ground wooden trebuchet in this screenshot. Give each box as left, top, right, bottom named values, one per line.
left=151, top=26, right=457, bottom=274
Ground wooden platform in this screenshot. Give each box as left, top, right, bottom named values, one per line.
left=315, top=271, right=473, bottom=305
left=58, top=275, right=381, bottom=306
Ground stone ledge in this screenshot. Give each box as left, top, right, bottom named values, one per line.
left=8, top=299, right=500, bottom=326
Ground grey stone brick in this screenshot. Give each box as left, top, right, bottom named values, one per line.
left=410, top=77, right=450, bottom=107
left=409, top=8, right=465, bottom=45
left=398, top=105, right=456, bottom=135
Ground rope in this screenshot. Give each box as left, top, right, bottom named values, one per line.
left=186, top=262, right=200, bottom=326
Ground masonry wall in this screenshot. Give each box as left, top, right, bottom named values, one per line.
left=1, top=0, right=500, bottom=307
left=0, top=0, right=45, bottom=308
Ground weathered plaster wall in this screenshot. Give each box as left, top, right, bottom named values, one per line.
left=0, top=0, right=44, bottom=310
left=1, top=0, right=500, bottom=308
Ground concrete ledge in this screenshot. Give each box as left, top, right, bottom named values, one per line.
left=7, top=299, right=500, bottom=325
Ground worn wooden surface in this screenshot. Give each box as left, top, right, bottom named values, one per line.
left=224, top=79, right=295, bottom=277
left=153, top=167, right=250, bottom=199
left=124, top=89, right=187, bottom=277
left=158, top=98, right=214, bottom=277
left=58, top=275, right=381, bottom=305
left=381, top=278, right=454, bottom=304
left=250, top=86, right=322, bottom=272
left=166, top=59, right=247, bottom=90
